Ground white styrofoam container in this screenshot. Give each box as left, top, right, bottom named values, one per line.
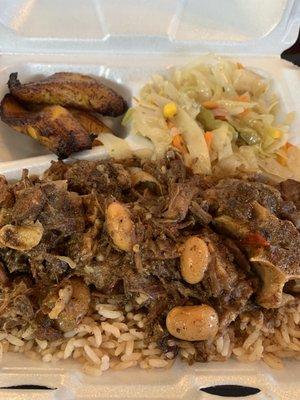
left=0, top=1, right=299, bottom=399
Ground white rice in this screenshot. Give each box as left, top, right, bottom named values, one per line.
left=93, top=326, right=102, bottom=347
left=98, top=310, right=123, bottom=319
left=125, top=340, right=134, bottom=356
left=42, top=354, right=53, bottom=363
left=6, top=335, right=24, bottom=347
left=243, top=330, right=260, bottom=350
left=118, top=333, right=135, bottom=342
left=35, top=339, right=47, bottom=350
left=129, top=329, right=144, bottom=339
left=64, top=338, right=75, bottom=359
left=74, top=339, right=87, bottom=348
left=84, top=344, right=101, bottom=365
left=102, top=322, right=121, bottom=338
left=148, top=359, right=169, bottom=368
left=101, top=355, right=110, bottom=371
left=21, top=327, right=34, bottom=340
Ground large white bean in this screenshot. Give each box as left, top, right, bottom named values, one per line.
left=166, top=305, right=219, bottom=341
left=106, top=202, right=134, bottom=251
left=0, top=221, right=43, bottom=251
left=180, top=236, right=209, bottom=284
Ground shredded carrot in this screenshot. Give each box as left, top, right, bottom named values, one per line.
left=204, top=131, right=213, bottom=148
left=283, top=142, right=294, bottom=151
left=172, top=134, right=188, bottom=154
left=237, top=62, right=244, bottom=69
left=238, top=93, right=250, bottom=102
left=215, top=115, right=227, bottom=121
left=276, top=154, right=287, bottom=166
left=237, top=108, right=251, bottom=118
left=202, top=101, right=218, bottom=109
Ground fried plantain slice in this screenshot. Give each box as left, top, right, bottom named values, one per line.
left=68, top=108, right=113, bottom=136
left=8, top=72, right=127, bottom=117
left=17, top=105, right=112, bottom=144
left=0, top=94, right=94, bottom=159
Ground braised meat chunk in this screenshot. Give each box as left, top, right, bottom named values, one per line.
left=65, top=160, right=131, bottom=196
left=279, top=179, right=300, bottom=207
left=0, top=176, right=14, bottom=209
left=38, top=183, right=85, bottom=234
left=13, top=187, right=45, bottom=224
left=210, top=181, right=300, bottom=308
left=279, top=179, right=300, bottom=229
left=205, top=178, right=282, bottom=220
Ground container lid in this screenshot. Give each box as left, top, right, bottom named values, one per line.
left=0, top=0, right=299, bottom=55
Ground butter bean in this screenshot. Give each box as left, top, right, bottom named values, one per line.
left=106, top=202, right=134, bottom=251
left=180, top=237, right=209, bottom=284
left=166, top=305, right=218, bottom=341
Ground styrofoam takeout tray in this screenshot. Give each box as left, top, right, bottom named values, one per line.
left=0, top=0, right=299, bottom=399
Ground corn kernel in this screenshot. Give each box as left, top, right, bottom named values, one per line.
left=271, top=129, right=282, bottom=139
left=163, top=102, right=177, bottom=119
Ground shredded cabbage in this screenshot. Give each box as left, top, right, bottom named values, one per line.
left=98, top=133, right=132, bottom=160
left=173, top=108, right=211, bottom=174
left=122, top=55, right=298, bottom=180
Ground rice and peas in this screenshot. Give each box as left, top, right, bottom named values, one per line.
left=0, top=294, right=299, bottom=374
